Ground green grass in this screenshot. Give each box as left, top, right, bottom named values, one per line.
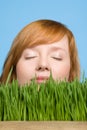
left=0, top=78, right=87, bottom=121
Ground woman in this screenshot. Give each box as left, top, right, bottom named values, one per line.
left=1, top=19, right=80, bottom=85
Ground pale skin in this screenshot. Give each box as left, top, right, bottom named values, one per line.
left=16, top=35, right=70, bottom=85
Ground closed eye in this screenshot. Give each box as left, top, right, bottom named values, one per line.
left=52, top=57, right=62, bottom=61
left=25, top=56, right=37, bottom=60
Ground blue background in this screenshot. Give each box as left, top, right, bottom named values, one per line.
left=0, top=0, right=87, bottom=78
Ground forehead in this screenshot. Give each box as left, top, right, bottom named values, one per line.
left=31, top=35, right=69, bottom=51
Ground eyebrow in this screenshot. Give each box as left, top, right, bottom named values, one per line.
left=49, top=46, right=67, bottom=54
left=27, top=46, right=67, bottom=55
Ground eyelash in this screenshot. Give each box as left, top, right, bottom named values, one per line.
left=52, top=57, right=62, bottom=61
left=25, top=56, right=62, bottom=61
left=25, top=56, right=37, bottom=59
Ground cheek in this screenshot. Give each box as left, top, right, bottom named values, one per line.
left=16, top=60, right=36, bottom=85
left=16, top=60, right=36, bottom=75
left=51, top=61, right=70, bottom=81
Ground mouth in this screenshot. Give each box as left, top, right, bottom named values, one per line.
left=36, top=76, right=49, bottom=83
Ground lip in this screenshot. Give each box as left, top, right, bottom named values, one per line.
left=36, top=76, right=49, bottom=83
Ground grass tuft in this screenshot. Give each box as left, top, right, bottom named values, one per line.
left=0, top=78, right=87, bottom=121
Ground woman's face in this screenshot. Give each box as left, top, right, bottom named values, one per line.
left=16, top=35, right=70, bottom=85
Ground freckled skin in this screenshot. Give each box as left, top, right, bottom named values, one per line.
left=16, top=35, right=70, bottom=85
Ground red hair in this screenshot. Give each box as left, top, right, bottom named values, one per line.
left=1, top=19, right=80, bottom=83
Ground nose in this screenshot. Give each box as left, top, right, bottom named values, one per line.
left=36, top=57, right=50, bottom=71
